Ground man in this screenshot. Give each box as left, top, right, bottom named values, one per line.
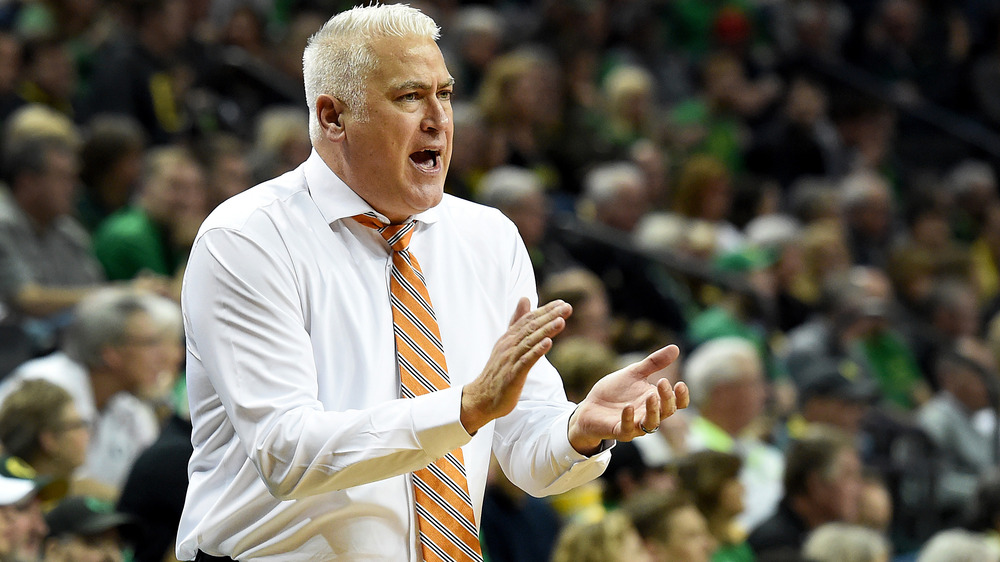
left=676, top=336, right=784, bottom=531
left=0, top=136, right=105, bottom=348
left=93, top=145, right=207, bottom=300
left=0, top=288, right=181, bottom=496
left=177, top=5, right=689, bottom=561
left=43, top=495, right=134, bottom=562
left=747, top=427, right=864, bottom=558
left=0, top=474, right=49, bottom=562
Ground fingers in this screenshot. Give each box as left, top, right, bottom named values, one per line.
left=628, top=345, right=680, bottom=380
left=674, top=381, right=690, bottom=410
left=656, top=379, right=677, bottom=422
left=508, top=297, right=532, bottom=327
left=507, top=300, right=571, bottom=351
left=642, top=391, right=659, bottom=432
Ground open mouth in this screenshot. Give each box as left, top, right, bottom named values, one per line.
left=409, top=149, right=441, bottom=173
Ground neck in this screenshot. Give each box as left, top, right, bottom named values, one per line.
left=789, top=495, right=834, bottom=530
left=27, top=455, right=70, bottom=481
left=703, top=409, right=745, bottom=437
left=88, top=368, right=126, bottom=411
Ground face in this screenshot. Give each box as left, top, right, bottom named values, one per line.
left=815, top=448, right=863, bottom=523
left=0, top=498, right=47, bottom=562
left=717, top=477, right=745, bottom=518
left=27, top=148, right=79, bottom=224
left=47, top=402, right=91, bottom=475
left=106, top=312, right=177, bottom=396
left=337, top=34, right=453, bottom=223
left=44, top=533, right=123, bottom=562
left=144, top=160, right=206, bottom=224
left=659, top=506, right=716, bottom=562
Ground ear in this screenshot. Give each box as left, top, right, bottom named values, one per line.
left=317, top=94, right=348, bottom=143
left=38, top=430, right=58, bottom=455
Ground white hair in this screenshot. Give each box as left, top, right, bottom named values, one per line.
left=917, top=529, right=999, bottom=562
left=302, top=4, right=441, bottom=143
left=839, top=169, right=890, bottom=210
left=802, top=523, right=891, bottom=562
left=478, top=166, right=543, bottom=210
left=683, top=337, right=761, bottom=408
left=947, top=159, right=998, bottom=196
left=583, top=162, right=644, bottom=206
left=744, top=213, right=802, bottom=251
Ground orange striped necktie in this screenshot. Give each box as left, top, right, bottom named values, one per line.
left=352, top=213, right=484, bottom=562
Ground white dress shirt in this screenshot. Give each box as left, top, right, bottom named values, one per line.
left=0, top=352, right=160, bottom=489
left=177, top=151, right=611, bottom=561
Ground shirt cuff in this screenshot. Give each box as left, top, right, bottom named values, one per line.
left=409, top=386, right=472, bottom=461
left=556, top=408, right=615, bottom=462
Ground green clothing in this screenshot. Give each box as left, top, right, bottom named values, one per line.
left=859, top=332, right=924, bottom=410
left=93, top=207, right=184, bottom=280
left=713, top=541, right=755, bottom=562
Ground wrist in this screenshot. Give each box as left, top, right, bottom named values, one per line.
left=567, top=406, right=603, bottom=456
left=460, top=385, right=485, bottom=436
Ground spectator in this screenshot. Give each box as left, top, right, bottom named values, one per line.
left=801, top=522, right=890, bottom=562
left=1, top=288, right=181, bottom=498
left=747, top=427, right=864, bottom=558
left=76, top=115, right=148, bottom=233
left=917, top=339, right=999, bottom=519
left=916, top=528, right=999, bottom=562
left=623, top=490, right=717, bottom=562
left=579, top=161, right=649, bottom=234
left=0, top=473, right=49, bottom=562
left=0, top=135, right=104, bottom=350
left=682, top=337, right=783, bottom=530
left=0, top=379, right=89, bottom=501
left=551, top=510, right=651, bottom=562
left=43, top=495, right=135, bottom=562
left=92, top=145, right=207, bottom=300
left=676, top=450, right=755, bottom=562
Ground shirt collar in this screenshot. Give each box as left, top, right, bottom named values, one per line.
left=303, top=149, right=442, bottom=226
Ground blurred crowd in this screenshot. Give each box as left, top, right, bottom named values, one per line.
left=2, top=0, right=1000, bottom=560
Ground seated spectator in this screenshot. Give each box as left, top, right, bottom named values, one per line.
left=856, top=472, right=893, bottom=535
left=93, top=145, right=207, bottom=301
left=1, top=288, right=181, bottom=499
left=0, top=379, right=90, bottom=501
left=578, top=161, right=649, bottom=234
left=0, top=135, right=105, bottom=350
left=0, top=473, right=49, bottom=562
left=480, top=455, right=563, bottom=562
left=801, top=522, right=890, bottom=562
left=777, top=359, right=879, bottom=448
left=551, top=510, right=651, bottom=562
left=916, top=528, right=999, bottom=562
left=748, top=427, right=863, bottom=558
left=76, top=115, right=148, bottom=233
left=623, top=490, right=717, bottom=562
left=478, top=165, right=576, bottom=284
left=917, top=339, right=998, bottom=519
left=676, top=450, right=755, bottom=562
left=43, top=495, right=135, bottom=562
left=540, top=268, right=614, bottom=347
left=117, top=379, right=192, bottom=562
left=682, top=337, right=784, bottom=531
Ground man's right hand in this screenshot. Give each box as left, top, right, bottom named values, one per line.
left=460, top=298, right=572, bottom=434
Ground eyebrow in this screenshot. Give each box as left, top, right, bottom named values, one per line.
left=394, top=77, right=456, bottom=91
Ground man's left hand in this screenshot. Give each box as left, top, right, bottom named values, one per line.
left=567, top=345, right=689, bottom=456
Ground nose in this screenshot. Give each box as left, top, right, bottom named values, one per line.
left=422, top=95, right=450, bottom=132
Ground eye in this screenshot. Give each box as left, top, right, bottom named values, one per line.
left=398, top=92, right=419, bottom=102
left=438, top=90, right=453, bottom=102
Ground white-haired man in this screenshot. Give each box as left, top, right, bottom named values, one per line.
left=682, top=336, right=784, bottom=531
left=177, top=5, right=689, bottom=561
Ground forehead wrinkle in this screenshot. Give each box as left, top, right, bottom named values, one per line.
left=392, top=76, right=456, bottom=91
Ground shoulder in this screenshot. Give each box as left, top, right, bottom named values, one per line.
left=436, top=194, right=517, bottom=240
left=197, top=167, right=309, bottom=239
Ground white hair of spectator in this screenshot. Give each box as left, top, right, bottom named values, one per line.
left=683, top=337, right=761, bottom=409
left=478, top=166, right=542, bottom=210
left=63, top=288, right=157, bottom=370
left=946, top=159, right=998, bottom=197
left=633, top=212, right=688, bottom=253
left=839, top=170, right=890, bottom=211
left=303, top=4, right=441, bottom=142
left=583, top=162, right=644, bottom=206
left=917, top=529, right=1000, bottom=562
left=452, top=5, right=503, bottom=39
left=744, top=213, right=802, bottom=251
left=802, top=523, right=891, bottom=562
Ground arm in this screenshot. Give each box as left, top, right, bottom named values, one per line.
left=184, top=228, right=477, bottom=499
